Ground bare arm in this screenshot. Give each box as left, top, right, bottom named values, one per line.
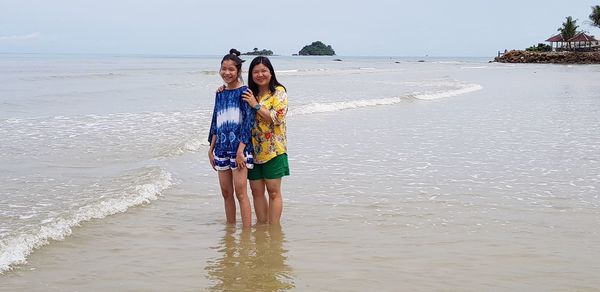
left=208, top=134, right=217, bottom=170
left=235, top=142, right=247, bottom=169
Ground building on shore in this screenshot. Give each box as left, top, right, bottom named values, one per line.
left=546, top=32, right=599, bottom=51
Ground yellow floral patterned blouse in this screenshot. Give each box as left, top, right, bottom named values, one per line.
left=252, top=86, right=288, bottom=164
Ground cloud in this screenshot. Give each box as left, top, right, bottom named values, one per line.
left=0, top=32, right=41, bottom=41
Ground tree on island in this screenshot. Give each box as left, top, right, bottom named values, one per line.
left=526, top=43, right=552, bottom=52
left=242, top=48, right=274, bottom=55
left=558, top=16, right=580, bottom=49
left=590, top=5, right=600, bottom=29
left=298, top=41, right=336, bottom=55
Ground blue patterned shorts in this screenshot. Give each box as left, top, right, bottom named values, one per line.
left=213, top=150, right=254, bottom=171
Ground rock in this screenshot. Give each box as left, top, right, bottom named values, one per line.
left=494, top=50, right=600, bottom=64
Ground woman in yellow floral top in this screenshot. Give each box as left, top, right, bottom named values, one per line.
left=242, top=56, right=289, bottom=225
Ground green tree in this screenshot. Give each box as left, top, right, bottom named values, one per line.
left=558, top=16, right=579, bottom=49
left=242, top=48, right=273, bottom=55
left=298, top=41, right=336, bottom=55
left=526, top=43, right=552, bottom=52
left=590, top=5, right=600, bottom=29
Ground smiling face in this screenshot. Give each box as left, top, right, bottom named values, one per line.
left=251, top=63, right=272, bottom=89
left=219, top=60, right=240, bottom=86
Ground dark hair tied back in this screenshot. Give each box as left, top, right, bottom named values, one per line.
left=229, top=48, right=241, bottom=57
left=221, top=48, right=245, bottom=78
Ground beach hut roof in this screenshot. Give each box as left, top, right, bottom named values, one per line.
left=568, top=32, right=598, bottom=42
left=546, top=34, right=565, bottom=42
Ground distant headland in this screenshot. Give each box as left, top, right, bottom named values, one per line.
left=242, top=48, right=273, bottom=56
left=495, top=5, right=600, bottom=64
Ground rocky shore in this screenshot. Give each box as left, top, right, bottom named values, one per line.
left=494, top=50, right=600, bottom=64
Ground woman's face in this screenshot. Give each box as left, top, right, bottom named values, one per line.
left=220, top=60, right=239, bottom=85
left=252, top=63, right=272, bottom=88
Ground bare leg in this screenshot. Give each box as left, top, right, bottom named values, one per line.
left=250, top=179, right=268, bottom=224
left=218, top=170, right=235, bottom=224
left=265, top=178, right=283, bottom=225
left=232, top=167, right=252, bottom=228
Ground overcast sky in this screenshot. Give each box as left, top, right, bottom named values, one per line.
left=1, top=0, right=598, bottom=57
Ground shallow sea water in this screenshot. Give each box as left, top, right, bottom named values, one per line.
left=1, top=55, right=599, bottom=291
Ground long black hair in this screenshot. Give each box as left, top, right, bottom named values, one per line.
left=247, top=56, right=286, bottom=96
left=221, top=48, right=244, bottom=82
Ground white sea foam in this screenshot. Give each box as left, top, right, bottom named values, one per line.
left=169, top=137, right=210, bottom=155
left=276, top=69, right=299, bottom=73
left=461, top=66, right=489, bottom=69
left=197, top=70, right=218, bottom=75
left=290, top=83, right=483, bottom=115
left=47, top=72, right=124, bottom=79
left=181, top=138, right=208, bottom=152
left=413, top=83, right=482, bottom=100
left=0, top=167, right=173, bottom=273
left=432, top=61, right=466, bottom=64
left=291, top=97, right=404, bottom=115
left=2, top=108, right=213, bottom=162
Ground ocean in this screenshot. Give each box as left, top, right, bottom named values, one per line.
left=1, top=54, right=599, bottom=291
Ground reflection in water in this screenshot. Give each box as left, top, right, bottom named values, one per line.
left=206, top=225, right=294, bottom=291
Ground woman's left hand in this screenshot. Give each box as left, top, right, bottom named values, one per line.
left=236, top=151, right=246, bottom=169
left=242, top=89, right=258, bottom=108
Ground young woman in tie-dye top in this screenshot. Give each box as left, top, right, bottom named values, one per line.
left=207, top=49, right=255, bottom=228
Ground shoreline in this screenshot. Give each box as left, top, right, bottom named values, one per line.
left=494, top=50, right=600, bottom=64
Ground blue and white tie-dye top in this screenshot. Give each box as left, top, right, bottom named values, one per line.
left=208, top=86, right=255, bottom=154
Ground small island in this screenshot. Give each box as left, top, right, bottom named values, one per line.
left=495, top=5, right=600, bottom=64
left=298, top=41, right=336, bottom=56
left=242, top=48, right=274, bottom=56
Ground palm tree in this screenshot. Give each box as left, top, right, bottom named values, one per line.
left=558, top=16, right=579, bottom=49
left=590, top=5, right=600, bottom=29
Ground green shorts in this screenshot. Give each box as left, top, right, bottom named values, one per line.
left=248, top=153, right=290, bottom=180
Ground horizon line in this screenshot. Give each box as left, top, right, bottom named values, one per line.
left=0, top=52, right=496, bottom=58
